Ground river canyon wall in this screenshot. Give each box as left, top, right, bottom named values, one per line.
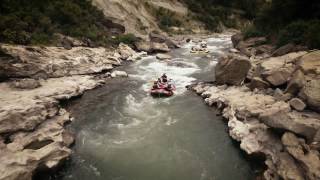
left=0, top=41, right=152, bottom=180
left=191, top=34, right=320, bottom=180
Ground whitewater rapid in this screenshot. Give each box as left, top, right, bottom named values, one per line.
left=42, top=33, right=254, bottom=180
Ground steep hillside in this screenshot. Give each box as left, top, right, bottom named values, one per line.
left=0, top=0, right=125, bottom=46
left=242, top=0, right=320, bottom=49
left=91, top=0, right=205, bottom=37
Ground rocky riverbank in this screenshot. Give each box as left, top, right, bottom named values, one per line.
left=0, top=37, right=156, bottom=179
left=190, top=34, right=320, bottom=179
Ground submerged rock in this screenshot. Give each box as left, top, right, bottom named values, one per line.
left=111, top=70, right=128, bottom=78
left=156, top=53, right=172, bottom=60
left=10, top=79, right=41, bottom=90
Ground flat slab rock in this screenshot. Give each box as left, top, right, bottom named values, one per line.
left=0, top=43, right=144, bottom=79
left=191, top=83, right=320, bottom=180
left=0, top=75, right=104, bottom=180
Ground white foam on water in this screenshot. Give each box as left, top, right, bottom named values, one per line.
left=89, top=164, right=101, bottom=177
left=135, top=61, right=199, bottom=94
left=165, top=116, right=178, bottom=126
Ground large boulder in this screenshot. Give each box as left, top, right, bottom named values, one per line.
left=254, top=44, right=275, bottom=56
left=149, top=32, right=166, bottom=43
left=165, top=38, right=180, bottom=49
left=231, top=33, right=244, bottom=47
left=260, top=107, right=320, bottom=141
left=282, top=132, right=320, bottom=180
left=150, top=42, right=170, bottom=53
left=296, top=50, right=320, bottom=75
left=276, top=152, right=304, bottom=180
left=156, top=53, right=172, bottom=60
left=272, top=43, right=308, bottom=57
left=215, top=54, right=251, bottom=85
left=135, top=40, right=171, bottom=53
left=258, top=51, right=307, bottom=86
left=61, top=37, right=73, bottom=50
left=245, top=37, right=267, bottom=47
left=265, top=70, right=292, bottom=87
left=149, top=32, right=179, bottom=49
left=135, top=40, right=151, bottom=52
left=285, top=70, right=305, bottom=95
left=0, top=45, right=118, bottom=78
left=299, top=78, right=320, bottom=112
left=235, top=41, right=252, bottom=57
left=116, top=43, right=144, bottom=61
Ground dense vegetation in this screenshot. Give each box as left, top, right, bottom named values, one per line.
left=182, top=0, right=320, bottom=49
left=144, top=2, right=183, bottom=32
left=0, top=0, right=135, bottom=46
left=251, top=0, right=320, bottom=48
left=180, top=0, right=265, bottom=31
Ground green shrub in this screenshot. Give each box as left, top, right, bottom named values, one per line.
left=112, top=34, right=138, bottom=46
left=277, top=21, right=308, bottom=47
left=153, top=7, right=182, bottom=31
left=0, top=0, right=122, bottom=46
left=277, top=20, right=320, bottom=49
left=304, top=20, right=320, bottom=49
left=243, top=25, right=264, bottom=39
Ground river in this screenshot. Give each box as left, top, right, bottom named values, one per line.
left=42, top=33, right=254, bottom=180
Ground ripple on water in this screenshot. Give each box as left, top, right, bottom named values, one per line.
left=50, top=34, right=254, bottom=180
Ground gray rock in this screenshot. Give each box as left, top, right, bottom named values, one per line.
left=111, top=70, right=128, bottom=78
left=289, top=98, right=306, bottom=111
left=254, top=44, right=275, bottom=55
left=274, top=88, right=293, bottom=101
left=249, top=77, right=270, bottom=90
left=215, top=54, right=251, bottom=85
left=134, top=40, right=151, bottom=52
left=272, top=43, right=308, bottom=57
left=156, top=53, right=172, bottom=60
left=11, top=79, right=41, bottom=89
left=149, top=32, right=179, bottom=49
left=151, top=42, right=170, bottom=53
left=265, top=70, right=292, bottom=86
left=285, top=70, right=305, bottom=95
left=297, top=50, right=320, bottom=75
left=61, top=37, right=73, bottom=50
left=299, top=78, right=320, bottom=112
left=0, top=44, right=117, bottom=78
left=258, top=52, right=307, bottom=87
left=260, top=109, right=320, bottom=141
left=272, top=43, right=296, bottom=57
left=277, top=152, right=304, bottom=180
left=149, top=32, right=166, bottom=43
left=282, top=132, right=320, bottom=180
left=231, top=33, right=244, bottom=47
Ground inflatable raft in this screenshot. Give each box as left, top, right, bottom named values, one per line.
left=150, top=84, right=176, bottom=98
